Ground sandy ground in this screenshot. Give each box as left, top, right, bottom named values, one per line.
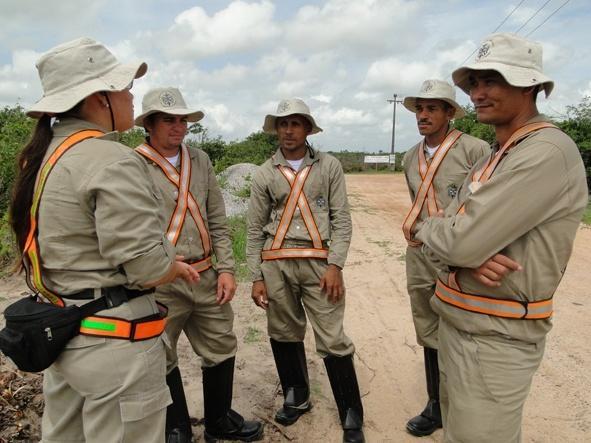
left=1, top=173, right=590, bottom=442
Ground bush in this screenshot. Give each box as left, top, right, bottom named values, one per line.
left=227, top=215, right=249, bottom=281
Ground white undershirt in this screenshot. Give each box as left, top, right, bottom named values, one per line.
left=425, top=144, right=439, bottom=159
left=287, top=158, right=304, bottom=171
left=166, top=153, right=179, bottom=166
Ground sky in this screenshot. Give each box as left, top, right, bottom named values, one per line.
left=0, top=0, right=589, bottom=153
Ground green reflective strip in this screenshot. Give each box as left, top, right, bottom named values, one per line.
left=81, top=319, right=117, bottom=331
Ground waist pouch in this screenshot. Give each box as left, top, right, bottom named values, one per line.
left=0, top=287, right=153, bottom=373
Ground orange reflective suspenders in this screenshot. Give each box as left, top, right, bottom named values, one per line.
left=402, top=129, right=463, bottom=246
left=261, top=165, right=329, bottom=260
left=23, top=129, right=104, bottom=307
left=437, top=122, right=560, bottom=319
left=135, top=143, right=213, bottom=273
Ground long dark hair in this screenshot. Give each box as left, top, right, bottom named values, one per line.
left=10, top=103, right=84, bottom=253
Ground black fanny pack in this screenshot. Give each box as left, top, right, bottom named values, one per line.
left=0, top=287, right=152, bottom=372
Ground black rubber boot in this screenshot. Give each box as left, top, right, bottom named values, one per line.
left=202, top=357, right=264, bottom=442
left=324, top=354, right=365, bottom=443
left=270, top=339, right=313, bottom=426
left=406, top=347, right=442, bottom=437
left=165, top=367, right=193, bottom=443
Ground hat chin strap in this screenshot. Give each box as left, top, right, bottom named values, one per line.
left=103, top=92, right=115, bottom=132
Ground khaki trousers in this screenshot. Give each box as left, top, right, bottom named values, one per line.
left=41, top=295, right=170, bottom=443
left=156, top=268, right=237, bottom=370
left=406, top=244, right=440, bottom=349
left=438, top=318, right=545, bottom=443
left=261, top=258, right=354, bottom=357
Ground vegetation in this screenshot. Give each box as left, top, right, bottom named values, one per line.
left=583, top=201, right=591, bottom=226
left=227, top=215, right=249, bottom=281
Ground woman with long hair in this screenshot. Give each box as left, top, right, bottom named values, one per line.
left=10, top=37, right=199, bottom=442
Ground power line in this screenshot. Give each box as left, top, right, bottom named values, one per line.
left=515, top=0, right=553, bottom=33
left=525, top=0, right=570, bottom=36
left=492, top=0, right=528, bottom=32
left=457, top=0, right=529, bottom=69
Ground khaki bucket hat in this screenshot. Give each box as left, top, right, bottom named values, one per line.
left=452, top=33, right=554, bottom=98
left=27, top=37, right=147, bottom=119
left=263, top=98, right=323, bottom=135
left=134, top=87, right=204, bottom=127
left=403, top=79, right=465, bottom=119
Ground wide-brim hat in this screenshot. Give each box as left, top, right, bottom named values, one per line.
left=27, top=37, right=147, bottom=119
left=263, top=98, right=322, bottom=135
left=403, top=79, right=465, bottom=119
left=134, top=87, right=204, bottom=127
left=452, top=33, right=554, bottom=98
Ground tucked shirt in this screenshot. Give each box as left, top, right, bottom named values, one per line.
left=37, top=118, right=175, bottom=295
left=247, top=148, right=352, bottom=281
left=416, top=115, right=589, bottom=343
left=137, top=145, right=235, bottom=274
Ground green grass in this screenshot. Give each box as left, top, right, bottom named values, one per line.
left=228, top=215, right=249, bottom=281
left=243, top=326, right=262, bottom=344
left=583, top=201, right=591, bottom=225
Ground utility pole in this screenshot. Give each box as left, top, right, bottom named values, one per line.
left=387, top=93, right=403, bottom=167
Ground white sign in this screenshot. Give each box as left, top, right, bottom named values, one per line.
left=364, top=155, right=390, bottom=164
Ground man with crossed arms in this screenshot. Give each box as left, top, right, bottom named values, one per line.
left=416, top=33, right=588, bottom=442
left=134, top=87, right=263, bottom=443
left=401, top=79, right=489, bottom=437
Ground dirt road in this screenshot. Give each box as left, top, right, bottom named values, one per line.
left=1, top=174, right=590, bottom=442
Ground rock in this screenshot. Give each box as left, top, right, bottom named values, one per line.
left=217, top=163, right=259, bottom=217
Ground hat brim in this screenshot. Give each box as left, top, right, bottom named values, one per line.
left=27, top=61, right=147, bottom=119
left=134, top=108, right=204, bottom=127
left=452, top=62, right=554, bottom=98
left=402, top=96, right=465, bottom=119
left=262, top=113, right=322, bottom=135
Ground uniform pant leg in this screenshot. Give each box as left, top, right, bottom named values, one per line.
left=299, top=259, right=354, bottom=357
left=42, top=366, right=85, bottom=442
left=439, top=318, right=545, bottom=443
left=155, top=281, right=193, bottom=372
left=182, top=268, right=238, bottom=368
left=406, top=245, right=439, bottom=349
left=261, top=259, right=307, bottom=342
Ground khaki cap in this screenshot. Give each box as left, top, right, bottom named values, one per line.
left=134, top=87, right=204, bottom=127
left=403, top=79, right=465, bottom=119
left=27, top=37, right=147, bottom=119
left=452, top=33, right=554, bottom=98
left=263, top=98, right=322, bottom=135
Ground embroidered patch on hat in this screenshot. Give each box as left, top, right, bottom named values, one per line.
left=160, top=91, right=176, bottom=107
left=476, top=41, right=493, bottom=60
left=278, top=101, right=291, bottom=113
left=447, top=184, right=458, bottom=198
left=422, top=81, right=434, bottom=92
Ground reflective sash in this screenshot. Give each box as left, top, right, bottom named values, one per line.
left=435, top=277, right=553, bottom=320
left=261, top=165, right=328, bottom=260
left=402, top=129, right=463, bottom=246
left=458, top=122, right=557, bottom=214
left=23, top=129, right=104, bottom=307
left=135, top=143, right=212, bottom=271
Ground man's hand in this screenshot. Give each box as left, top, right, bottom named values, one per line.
left=470, top=253, right=522, bottom=287
left=251, top=280, right=269, bottom=310
left=144, top=255, right=200, bottom=287
left=216, top=272, right=236, bottom=305
left=320, top=264, right=345, bottom=304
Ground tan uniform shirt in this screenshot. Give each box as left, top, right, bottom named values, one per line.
left=247, top=148, right=352, bottom=281
left=37, top=118, right=174, bottom=295
left=138, top=145, right=234, bottom=273
left=403, top=130, right=490, bottom=232
left=416, top=115, right=589, bottom=343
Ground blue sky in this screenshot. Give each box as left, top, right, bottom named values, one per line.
left=1, top=0, right=589, bottom=152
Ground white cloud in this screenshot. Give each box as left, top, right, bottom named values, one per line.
left=150, top=1, right=280, bottom=59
